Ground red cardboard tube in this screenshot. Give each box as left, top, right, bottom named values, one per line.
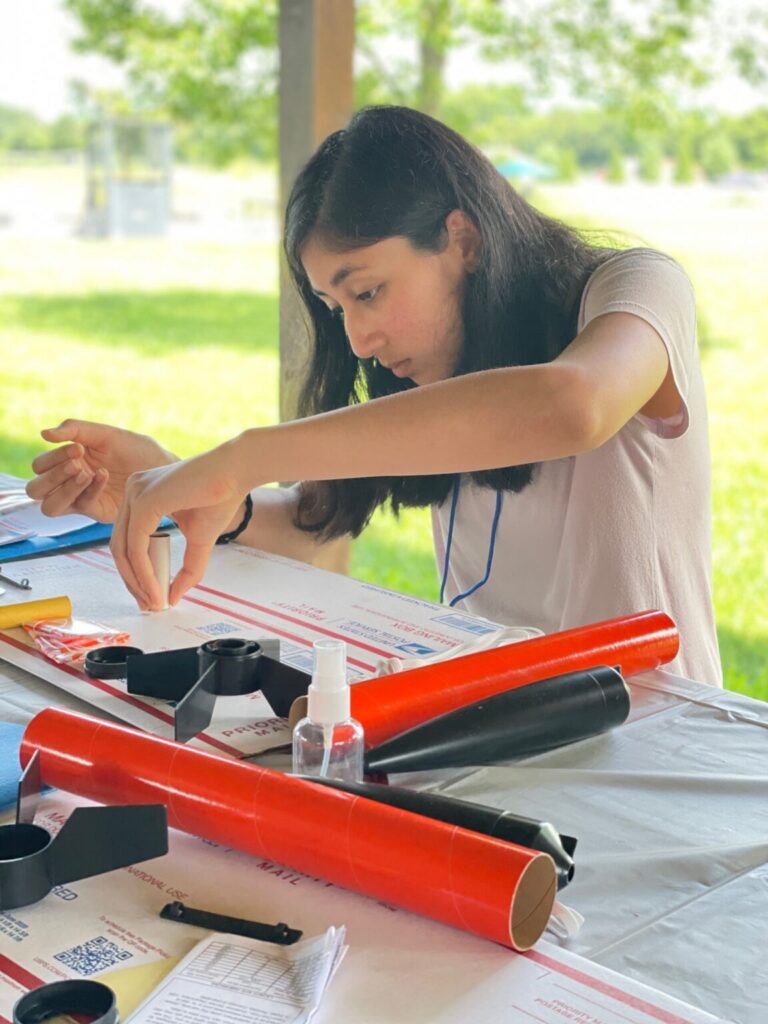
left=21, top=709, right=556, bottom=951
left=347, top=610, right=678, bottom=748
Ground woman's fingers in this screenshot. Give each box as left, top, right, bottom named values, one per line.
left=111, top=456, right=241, bottom=611
left=40, top=420, right=107, bottom=446
left=111, top=469, right=173, bottom=610
left=74, top=468, right=110, bottom=516
left=110, top=504, right=154, bottom=611
left=40, top=422, right=82, bottom=442
left=169, top=542, right=215, bottom=606
left=27, top=454, right=83, bottom=497
left=36, top=465, right=95, bottom=516
left=30, top=442, right=83, bottom=477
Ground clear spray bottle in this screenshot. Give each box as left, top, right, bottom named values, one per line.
left=292, top=639, right=364, bottom=782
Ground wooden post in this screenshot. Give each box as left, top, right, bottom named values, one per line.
left=278, top=0, right=355, bottom=573
left=278, top=0, right=355, bottom=424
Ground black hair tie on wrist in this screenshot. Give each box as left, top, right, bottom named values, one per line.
left=215, top=493, right=254, bottom=545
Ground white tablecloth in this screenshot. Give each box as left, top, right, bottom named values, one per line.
left=1, top=656, right=766, bottom=1023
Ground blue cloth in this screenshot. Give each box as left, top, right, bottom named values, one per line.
left=0, top=721, right=24, bottom=811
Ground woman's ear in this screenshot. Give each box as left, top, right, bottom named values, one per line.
left=445, top=209, right=482, bottom=272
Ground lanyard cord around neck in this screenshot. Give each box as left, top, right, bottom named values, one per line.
left=439, top=475, right=504, bottom=607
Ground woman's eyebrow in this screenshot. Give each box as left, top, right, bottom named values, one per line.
left=312, top=264, right=369, bottom=296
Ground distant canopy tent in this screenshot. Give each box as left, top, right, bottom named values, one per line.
left=495, top=154, right=555, bottom=181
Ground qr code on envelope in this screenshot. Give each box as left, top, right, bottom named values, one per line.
left=198, top=622, right=240, bottom=636
left=54, top=935, right=133, bottom=976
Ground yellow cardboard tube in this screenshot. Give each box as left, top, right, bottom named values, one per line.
left=0, top=595, right=72, bottom=629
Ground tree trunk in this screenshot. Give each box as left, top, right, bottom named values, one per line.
left=419, top=0, right=451, bottom=116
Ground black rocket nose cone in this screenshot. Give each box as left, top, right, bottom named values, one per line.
left=364, top=665, right=630, bottom=774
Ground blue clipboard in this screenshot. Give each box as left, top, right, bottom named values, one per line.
left=0, top=518, right=175, bottom=564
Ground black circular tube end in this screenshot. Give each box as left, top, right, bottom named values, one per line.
left=84, top=646, right=144, bottom=680
left=13, top=979, right=118, bottom=1023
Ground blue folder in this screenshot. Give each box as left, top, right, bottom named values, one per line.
left=1, top=518, right=175, bottom=564
left=0, top=521, right=114, bottom=563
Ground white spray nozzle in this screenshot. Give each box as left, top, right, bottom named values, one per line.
left=307, top=639, right=350, bottom=726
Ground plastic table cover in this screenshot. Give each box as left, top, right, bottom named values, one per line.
left=0, top=658, right=765, bottom=1024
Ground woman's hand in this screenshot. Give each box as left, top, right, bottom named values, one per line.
left=26, top=420, right=178, bottom=522
left=110, top=440, right=249, bottom=610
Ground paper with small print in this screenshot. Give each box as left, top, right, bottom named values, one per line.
left=124, top=927, right=346, bottom=1024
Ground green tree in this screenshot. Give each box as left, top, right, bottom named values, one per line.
left=555, top=146, right=579, bottom=182
left=699, top=132, right=738, bottom=180
left=64, top=0, right=768, bottom=167
left=66, top=0, right=278, bottom=165
left=438, top=83, right=529, bottom=146
left=607, top=148, right=626, bottom=184
left=0, top=105, right=49, bottom=151
left=637, top=136, right=664, bottom=183
left=49, top=114, right=84, bottom=151
left=674, top=135, right=696, bottom=183
left=725, top=107, right=768, bottom=169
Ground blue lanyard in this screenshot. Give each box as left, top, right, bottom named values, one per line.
left=439, top=475, right=504, bottom=607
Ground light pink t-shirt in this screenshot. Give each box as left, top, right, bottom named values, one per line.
left=432, top=248, right=722, bottom=686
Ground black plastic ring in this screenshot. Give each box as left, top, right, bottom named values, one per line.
left=13, top=979, right=119, bottom=1023
left=200, top=638, right=261, bottom=659
left=198, top=638, right=263, bottom=696
left=84, top=646, right=144, bottom=680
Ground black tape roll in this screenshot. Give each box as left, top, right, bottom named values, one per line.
left=13, top=979, right=118, bottom=1023
left=85, top=646, right=144, bottom=680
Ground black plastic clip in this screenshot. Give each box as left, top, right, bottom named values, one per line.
left=0, top=750, right=168, bottom=912
left=109, top=637, right=311, bottom=742
left=160, top=899, right=303, bottom=945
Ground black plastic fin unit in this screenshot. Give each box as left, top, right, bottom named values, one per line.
left=16, top=749, right=41, bottom=826
left=173, top=661, right=218, bottom=744
left=303, top=777, right=578, bottom=890
left=257, top=658, right=313, bottom=718
left=127, top=645, right=200, bottom=701
left=364, top=665, right=631, bottom=774
left=1, top=764, right=169, bottom=911
left=52, top=804, right=168, bottom=886
left=124, top=637, right=311, bottom=740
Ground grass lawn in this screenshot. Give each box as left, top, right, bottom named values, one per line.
left=0, top=171, right=765, bottom=699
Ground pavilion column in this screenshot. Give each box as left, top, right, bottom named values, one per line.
left=278, top=0, right=355, bottom=572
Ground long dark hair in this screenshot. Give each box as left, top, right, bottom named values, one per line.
left=284, top=105, right=611, bottom=539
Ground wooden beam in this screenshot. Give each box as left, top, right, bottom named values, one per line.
left=278, top=0, right=355, bottom=424
left=278, top=1, right=355, bottom=574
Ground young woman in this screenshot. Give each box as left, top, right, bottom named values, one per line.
left=27, top=106, right=722, bottom=685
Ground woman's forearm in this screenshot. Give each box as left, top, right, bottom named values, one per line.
left=229, top=362, right=596, bottom=492
left=236, top=484, right=349, bottom=569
